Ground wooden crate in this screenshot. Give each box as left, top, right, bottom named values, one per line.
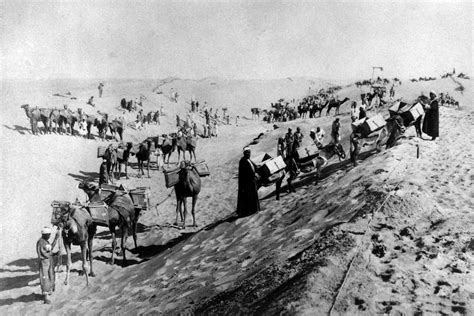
left=88, top=202, right=109, bottom=227
left=163, top=167, right=180, bottom=188
left=260, top=156, right=286, bottom=178
left=359, top=114, right=386, bottom=137
left=194, top=161, right=210, bottom=177
left=97, top=146, right=106, bottom=158
left=130, top=187, right=150, bottom=210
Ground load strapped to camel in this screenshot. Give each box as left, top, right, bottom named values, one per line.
left=389, top=101, right=424, bottom=126
left=193, top=160, right=210, bottom=177
left=129, top=187, right=150, bottom=211
left=163, top=160, right=210, bottom=188
left=296, top=145, right=319, bottom=161
left=163, top=166, right=180, bottom=188
left=51, top=200, right=109, bottom=227
left=252, top=153, right=286, bottom=186
left=351, top=114, right=386, bottom=137
left=97, top=146, right=107, bottom=158
left=87, top=201, right=109, bottom=226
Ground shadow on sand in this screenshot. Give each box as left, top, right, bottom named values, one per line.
left=68, top=171, right=100, bottom=182
left=0, top=293, right=43, bottom=306
left=2, top=124, right=33, bottom=135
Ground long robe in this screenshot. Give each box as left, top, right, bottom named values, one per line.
left=422, top=99, right=439, bottom=138
left=236, top=157, right=260, bottom=217
left=99, top=161, right=109, bottom=186
left=36, top=238, right=55, bottom=294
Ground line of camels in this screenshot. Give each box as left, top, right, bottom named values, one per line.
left=20, top=104, right=124, bottom=140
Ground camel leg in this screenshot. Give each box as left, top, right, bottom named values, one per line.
left=64, top=242, right=71, bottom=285
left=109, top=227, right=116, bottom=265
left=121, top=225, right=128, bottom=267
left=81, top=243, right=89, bottom=286
left=191, top=195, right=198, bottom=227
left=132, top=210, right=138, bottom=250
left=182, top=197, right=188, bottom=229
left=275, top=177, right=282, bottom=201
left=125, top=162, right=129, bottom=179
left=88, top=225, right=96, bottom=277
left=146, top=160, right=150, bottom=178
left=174, top=196, right=181, bottom=226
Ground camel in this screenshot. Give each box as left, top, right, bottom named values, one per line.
left=136, top=140, right=152, bottom=178
left=51, top=201, right=96, bottom=286
left=104, top=145, right=118, bottom=183
left=161, top=135, right=178, bottom=164
left=109, top=118, right=125, bottom=141
left=95, top=114, right=109, bottom=141
left=174, top=161, right=201, bottom=228
left=80, top=113, right=97, bottom=139
left=49, top=108, right=67, bottom=134
left=116, top=142, right=133, bottom=179
left=20, top=104, right=51, bottom=134
left=20, top=104, right=40, bottom=135
left=250, top=108, right=260, bottom=120
left=176, top=135, right=197, bottom=163
left=79, top=181, right=139, bottom=266
left=59, top=107, right=80, bottom=135
left=326, top=97, right=350, bottom=116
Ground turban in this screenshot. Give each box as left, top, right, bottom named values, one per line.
left=41, top=226, right=52, bottom=235
left=243, top=147, right=251, bottom=153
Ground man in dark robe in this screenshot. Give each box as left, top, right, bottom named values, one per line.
left=99, top=158, right=109, bottom=188
left=236, top=147, right=260, bottom=217
left=36, top=226, right=59, bottom=304
left=422, top=91, right=439, bottom=140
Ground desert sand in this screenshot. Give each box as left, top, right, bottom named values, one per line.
left=0, top=76, right=472, bottom=314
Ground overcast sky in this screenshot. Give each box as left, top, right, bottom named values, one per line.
left=1, top=1, right=472, bottom=80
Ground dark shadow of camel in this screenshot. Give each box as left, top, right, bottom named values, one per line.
left=2, top=124, right=32, bottom=135
left=0, top=274, right=38, bottom=292
left=0, top=257, right=38, bottom=273
left=0, top=293, right=43, bottom=306
left=68, top=171, right=100, bottom=182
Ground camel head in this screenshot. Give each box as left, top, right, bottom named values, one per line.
left=78, top=181, right=99, bottom=196
left=51, top=201, right=71, bottom=227
left=20, top=104, right=30, bottom=110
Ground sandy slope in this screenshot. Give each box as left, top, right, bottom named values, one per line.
left=0, top=77, right=472, bottom=314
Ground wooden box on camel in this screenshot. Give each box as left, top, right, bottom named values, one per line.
left=87, top=202, right=109, bottom=227
left=297, top=146, right=319, bottom=160
left=97, top=146, right=107, bottom=158
left=352, top=114, right=386, bottom=137
left=259, top=156, right=286, bottom=178
left=163, top=167, right=180, bottom=188
left=193, top=161, right=210, bottom=177
left=100, top=183, right=121, bottom=200
left=129, top=187, right=150, bottom=211
left=401, top=103, right=424, bottom=126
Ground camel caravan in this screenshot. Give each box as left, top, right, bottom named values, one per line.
left=21, top=104, right=125, bottom=140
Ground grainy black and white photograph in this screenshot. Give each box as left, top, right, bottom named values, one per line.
left=0, top=0, right=472, bottom=314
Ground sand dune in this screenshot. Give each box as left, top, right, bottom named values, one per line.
left=0, top=77, right=472, bottom=314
